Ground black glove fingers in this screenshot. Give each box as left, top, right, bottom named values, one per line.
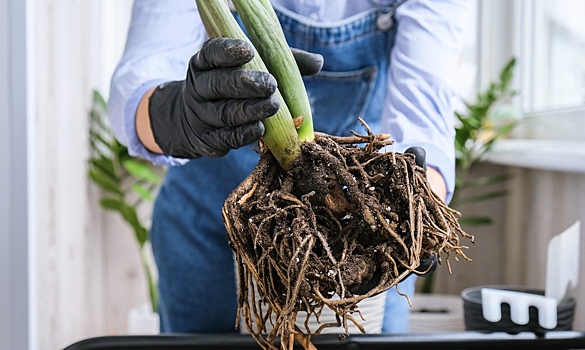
left=196, top=95, right=279, bottom=128
left=202, top=122, right=265, bottom=154
left=291, top=48, right=324, bottom=76
left=191, top=38, right=254, bottom=71
left=414, top=253, right=438, bottom=276
left=191, top=69, right=277, bottom=100
left=404, top=146, right=427, bottom=171
left=223, top=95, right=280, bottom=127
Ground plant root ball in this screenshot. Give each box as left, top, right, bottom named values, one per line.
left=222, top=133, right=472, bottom=350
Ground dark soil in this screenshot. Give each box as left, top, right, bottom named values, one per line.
left=222, top=131, right=473, bottom=350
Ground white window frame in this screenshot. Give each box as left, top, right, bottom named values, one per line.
left=0, top=0, right=34, bottom=349
left=479, top=0, right=585, bottom=171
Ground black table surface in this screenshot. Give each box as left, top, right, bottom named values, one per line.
left=64, top=331, right=585, bottom=350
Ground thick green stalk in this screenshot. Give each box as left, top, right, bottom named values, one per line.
left=232, top=0, right=314, bottom=142
left=141, top=247, right=158, bottom=312
left=196, top=0, right=301, bottom=170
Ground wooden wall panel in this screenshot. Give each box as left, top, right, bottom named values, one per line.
left=33, top=1, right=135, bottom=349
left=432, top=162, right=509, bottom=294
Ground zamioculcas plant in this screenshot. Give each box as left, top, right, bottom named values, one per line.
left=452, top=57, right=518, bottom=224
left=416, top=58, right=517, bottom=295
left=198, top=1, right=473, bottom=349
left=88, top=90, right=163, bottom=314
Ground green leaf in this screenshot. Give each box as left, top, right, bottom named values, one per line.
left=458, top=113, right=482, bottom=129
left=100, top=197, right=148, bottom=246
left=115, top=142, right=131, bottom=161
left=131, top=183, right=155, bottom=202
left=123, top=160, right=162, bottom=185
left=484, top=122, right=517, bottom=150
left=89, top=158, right=117, bottom=183
left=89, top=127, right=113, bottom=148
left=133, top=225, right=149, bottom=247
left=89, top=109, right=110, bottom=133
left=88, top=141, right=112, bottom=161
left=458, top=173, right=512, bottom=188
left=89, top=168, right=122, bottom=195
left=456, top=189, right=509, bottom=205
left=100, top=197, right=125, bottom=211
left=119, top=203, right=149, bottom=246
left=499, top=57, right=516, bottom=87
left=93, top=90, right=108, bottom=113
left=459, top=216, right=492, bottom=226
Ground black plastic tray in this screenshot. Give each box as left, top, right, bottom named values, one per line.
left=64, top=331, right=585, bottom=350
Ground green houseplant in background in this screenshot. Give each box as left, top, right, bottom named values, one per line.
left=417, top=57, right=518, bottom=294
left=88, top=90, right=164, bottom=314
left=451, top=57, right=518, bottom=223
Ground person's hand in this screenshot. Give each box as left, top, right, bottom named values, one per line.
left=404, top=146, right=426, bottom=171
left=146, top=37, right=323, bottom=158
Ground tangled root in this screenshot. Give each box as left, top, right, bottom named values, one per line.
left=222, top=128, right=473, bottom=350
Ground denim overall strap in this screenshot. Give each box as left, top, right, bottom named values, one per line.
left=275, top=4, right=397, bottom=136
left=150, top=2, right=413, bottom=334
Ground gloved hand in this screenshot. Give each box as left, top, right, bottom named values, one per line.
left=404, top=146, right=427, bottom=171
left=148, top=37, right=323, bottom=158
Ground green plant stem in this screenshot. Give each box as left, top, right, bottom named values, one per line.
left=196, top=0, right=303, bottom=171
left=417, top=274, right=435, bottom=294
left=232, top=0, right=314, bottom=142
left=141, top=247, right=158, bottom=313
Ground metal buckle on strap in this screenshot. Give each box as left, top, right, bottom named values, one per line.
left=374, top=0, right=407, bottom=31
left=376, top=11, right=394, bottom=31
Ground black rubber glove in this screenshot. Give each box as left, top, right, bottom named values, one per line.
left=148, top=37, right=323, bottom=158
left=404, top=146, right=427, bottom=171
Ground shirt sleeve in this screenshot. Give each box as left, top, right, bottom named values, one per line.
left=108, top=0, right=207, bottom=166
left=381, top=0, right=469, bottom=203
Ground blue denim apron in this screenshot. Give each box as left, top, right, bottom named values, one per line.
left=151, top=1, right=415, bottom=333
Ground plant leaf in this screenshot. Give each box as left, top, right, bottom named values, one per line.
left=499, top=57, right=516, bottom=88
left=456, top=189, right=509, bottom=205
left=123, top=160, right=162, bottom=185
left=458, top=173, right=513, bottom=188
left=460, top=216, right=493, bottom=226
left=118, top=203, right=149, bottom=246
left=100, top=197, right=125, bottom=211
left=89, top=158, right=117, bottom=182
left=89, top=168, right=122, bottom=195
left=484, top=122, right=517, bottom=150
left=93, top=90, right=108, bottom=113
left=131, top=183, right=155, bottom=202
left=100, top=197, right=148, bottom=246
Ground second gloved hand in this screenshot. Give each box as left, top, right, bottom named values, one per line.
left=148, top=37, right=322, bottom=159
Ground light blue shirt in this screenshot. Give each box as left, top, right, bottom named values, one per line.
left=109, top=0, right=469, bottom=201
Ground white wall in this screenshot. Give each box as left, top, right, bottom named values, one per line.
left=32, top=1, right=138, bottom=349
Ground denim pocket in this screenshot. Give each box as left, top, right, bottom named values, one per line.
left=304, top=65, right=378, bottom=136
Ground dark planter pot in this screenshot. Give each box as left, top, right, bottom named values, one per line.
left=461, top=285, right=576, bottom=334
